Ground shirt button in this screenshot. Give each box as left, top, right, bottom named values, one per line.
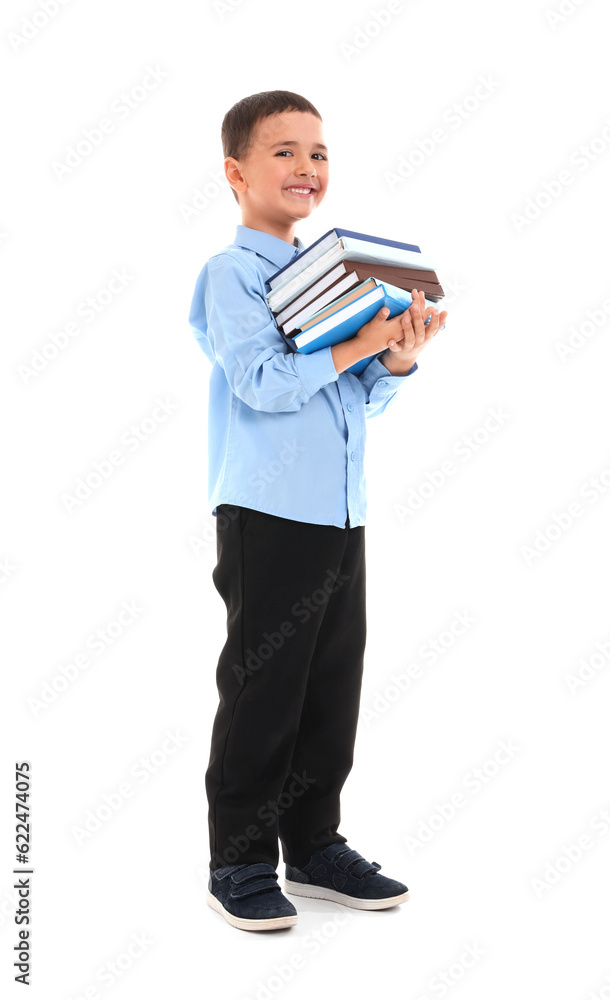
left=350, top=451, right=356, bottom=461
left=378, top=380, right=387, bottom=386
left=346, top=403, right=353, bottom=412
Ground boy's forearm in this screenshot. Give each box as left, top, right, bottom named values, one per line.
left=330, top=338, right=376, bottom=375
left=330, top=341, right=417, bottom=377
left=379, top=350, right=417, bottom=375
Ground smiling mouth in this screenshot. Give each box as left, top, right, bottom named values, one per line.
left=285, top=187, right=315, bottom=197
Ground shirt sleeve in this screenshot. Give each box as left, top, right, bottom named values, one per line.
left=357, top=355, right=418, bottom=419
left=189, top=252, right=340, bottom=413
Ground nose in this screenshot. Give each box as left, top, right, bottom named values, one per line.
left=296, top=155, right=316, bottom=178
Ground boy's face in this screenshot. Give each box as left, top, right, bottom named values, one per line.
left=226, top=111, right=329, bottom=234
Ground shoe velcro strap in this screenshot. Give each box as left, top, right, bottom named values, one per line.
left=332, top=848, right=365, bottom=869
left=231, top=877, right=281, bottom=900
left=333, top=848, right=380, bottom=878
left=231, top=863, right=278, bottom=885
left=213, top=866, right=241, bottom=881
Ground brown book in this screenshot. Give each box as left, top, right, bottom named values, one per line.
left=343, top=261, right=443, bottom=298
left=279, top=260, right=444, bottom=334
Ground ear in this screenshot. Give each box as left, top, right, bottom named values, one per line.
left=225, top=156, right=246, bottom=197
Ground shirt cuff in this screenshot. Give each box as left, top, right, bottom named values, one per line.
left=294, top=345, right=340, bottom=397
left=359, top=356, right=418, bottom=395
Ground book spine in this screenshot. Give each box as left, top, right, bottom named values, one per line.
left=267, top=229, right=337, bottom=289
left=283, top=273, right=359, bottom=335
left=335, top=229, right=420, bottom=254
left=276, top=263, right=347, bottom=326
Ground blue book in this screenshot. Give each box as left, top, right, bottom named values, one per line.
left=287, top=279, right=438, bottom=376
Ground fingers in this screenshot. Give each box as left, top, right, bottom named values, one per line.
left=407, top=291, right=432, bottom=342
left=407, top=288, right=448, bottom=340
left=387, top=291, right=448, bottom=351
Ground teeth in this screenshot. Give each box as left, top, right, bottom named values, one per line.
left=288, top=187, right=312, bottom=194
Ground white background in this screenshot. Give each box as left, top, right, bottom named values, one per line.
left=2, top=0, right=610, bottom=996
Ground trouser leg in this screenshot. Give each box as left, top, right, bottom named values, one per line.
left=205, top=504, right=357, bottom=871
left=277, top=524, right=366, bottom=868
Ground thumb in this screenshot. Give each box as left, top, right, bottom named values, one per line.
left=379, top=307, right=390, bottom=319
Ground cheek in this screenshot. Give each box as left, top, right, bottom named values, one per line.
left=272, top=163, right=291, bottom=184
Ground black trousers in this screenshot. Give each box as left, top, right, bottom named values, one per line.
left=206, top=504, right=366, bottom=871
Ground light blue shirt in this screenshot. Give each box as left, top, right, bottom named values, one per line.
left=188, top=224, right=418, bottom=528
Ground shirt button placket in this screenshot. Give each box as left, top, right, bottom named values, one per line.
left=338, top=379, right=358, bottom=527
left=346, top=392, right=358, bottom=521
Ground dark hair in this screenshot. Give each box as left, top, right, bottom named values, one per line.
left=221, top=90, right=323, bottom=205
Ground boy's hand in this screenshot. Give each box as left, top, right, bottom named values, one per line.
left=382, top=288, right=447, bottom=373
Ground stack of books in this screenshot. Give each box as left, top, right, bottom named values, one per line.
left=265, top=228, right=444, bottom=375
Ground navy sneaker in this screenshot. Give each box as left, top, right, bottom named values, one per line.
left=207, top=862, right=297, bottom=931
left=284, top=843, right=409, bottom=910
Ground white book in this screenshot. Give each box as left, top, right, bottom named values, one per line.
left=282, top=272, right=359, bottom=335
left=275, top=261, right=356, bottom=327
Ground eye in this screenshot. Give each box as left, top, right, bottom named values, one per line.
left=275, top=150, right=327, bottom=160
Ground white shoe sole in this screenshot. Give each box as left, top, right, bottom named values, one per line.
left=284, top=879, right=409, bottom=910
left=206, top=890, right=298, bottom=931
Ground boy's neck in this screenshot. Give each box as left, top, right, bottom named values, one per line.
left=240, top=214, right=298, bottom=247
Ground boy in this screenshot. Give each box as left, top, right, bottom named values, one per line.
left=188, top=90, right=447, bottom=932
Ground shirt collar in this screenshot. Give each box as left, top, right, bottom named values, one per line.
left=233, top=224, right=305, bottom=268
